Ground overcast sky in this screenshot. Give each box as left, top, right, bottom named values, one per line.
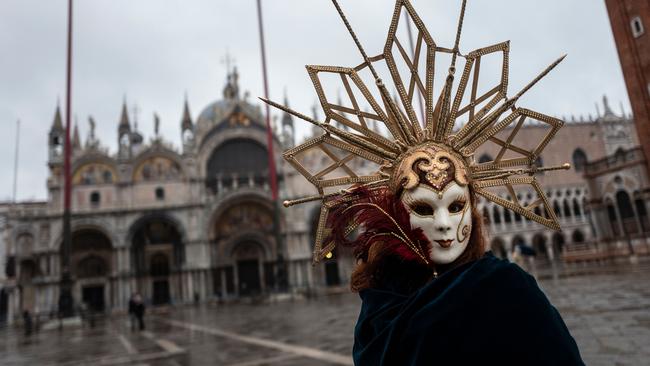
left=0, top=0, right=630, bottom=201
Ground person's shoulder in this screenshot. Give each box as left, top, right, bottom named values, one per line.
left=473, top=252, right=537, bottom=292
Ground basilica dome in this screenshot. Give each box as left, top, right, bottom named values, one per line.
left=195, top=68, right=266, bottom=146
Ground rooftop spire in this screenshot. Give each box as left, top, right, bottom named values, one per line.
left=603, top=94, right=615, bottom=116
left=120, top=99, right=131, bottom=130
left=51, top=103, right=64, bottom=131
left=181, top=94, right=193, bottom=130
left=72, top=120, right=81, bottom=150
left=118, top=98, right=131, bottom=135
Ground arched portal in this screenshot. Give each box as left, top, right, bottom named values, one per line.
left=532, top=234, right=549, bottom=261
left=211, top=199, right=275, bottom=297
left=512, top=235, right=525, bottom=249
left=232, top=242, right=264, bottom=296
left=572, top=230, right=585, bottom=244
left=69, top=229, right=113, bottom=312
left=206, top=139, right=269, bottom=193
left=131, top=216, right=184, bottom=306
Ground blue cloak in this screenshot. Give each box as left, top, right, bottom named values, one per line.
left=353, top=252, right=585, bottom=365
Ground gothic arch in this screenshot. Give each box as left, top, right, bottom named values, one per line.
left=55, top=220, right=117, bottom=251
left=532, top=233, right=548, bottom=260
left=132, top=148, right=185, bottom=183
left=197, top=127, right=282, bottom=179
left=552, top=232, right=565, bottom=256
left=206, top=191, right=275, bottom=242
left=572, top=148, right=588, bottom=172
left=71, top=153, right=119, bottom=185
left=492, top=206, right=502, bottom=224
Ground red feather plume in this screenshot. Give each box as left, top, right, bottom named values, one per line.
left=324, top=186, right=432, bottom=266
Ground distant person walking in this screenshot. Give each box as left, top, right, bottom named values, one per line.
left=128, top=293, right=146, bottom=331
left=22, top=310, right=33, bottom=336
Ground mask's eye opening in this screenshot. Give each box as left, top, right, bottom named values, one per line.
left=410, top=202, right=434, bottom=216
left=448, top=200, right=466, bottom=214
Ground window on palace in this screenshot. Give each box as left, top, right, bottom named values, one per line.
left=573, top=198, right=582, bottom=217
left=155, top=187, right=165, bottom=201
left=478, top=154, right=492, bottom=164
left=616, top=191, right=635, bottom=219
left=503, top=209, right=512, bottom=223
left=563, top=200, right=572, bottom=217
left=631, top=16, right=644, bottom=38
left=572, top=148, right=588, bottom=172
left=90, top=191, right=101, bottom=206
left=635, top=197, right=650, bottom=232
left=492, top=206, right=502, bottom=224
left=5, top=256, right=15, bottom=278
left=553, top=201, right=562, bottom=217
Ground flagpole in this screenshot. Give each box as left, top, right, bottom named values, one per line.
left=12, top=120, right=20, bottom=203
left=256, top=0, right=287, bottom=291
left=59, top=0, right=75, bottom=317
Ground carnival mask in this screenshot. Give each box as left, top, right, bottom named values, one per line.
left=395, top=145, right=472, bottom=264
left=401, top=183, right=472, bottom=264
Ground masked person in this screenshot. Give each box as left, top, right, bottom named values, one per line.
left=267, top=0, right=584, bottom=365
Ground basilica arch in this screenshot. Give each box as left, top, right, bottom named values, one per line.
left=68, top=228, right=114, bottom=312
left=532, top=233, right=550, bottom=262
left=128, top=213, right=185, bottom=306
left=208, top=193, right=278, bottom=297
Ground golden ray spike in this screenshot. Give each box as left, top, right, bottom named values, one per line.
left=283, top=179, right=390, bottom=208
left=455, top=56, right=566, bottom=150
left=383, top=0, right=433, bottom=139
left=331, top=0, right=381, bottom=82
left=260, top=97, right=399, bottom=160
left=514, top=54, right=566, bottom=100
left=471, top=163, right=572, bottom=181
left=332, top=0, right=416, bottom=145
left=432, top=0, right=468, bottom=141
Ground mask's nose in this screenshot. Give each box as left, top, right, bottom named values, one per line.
left=435, top=211, right=452, bottom=233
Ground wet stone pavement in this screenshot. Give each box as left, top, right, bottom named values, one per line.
left=1, top=260, right=649, bottom=366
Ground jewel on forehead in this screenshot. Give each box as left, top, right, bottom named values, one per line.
left=394, top=144, right=469, bottom=194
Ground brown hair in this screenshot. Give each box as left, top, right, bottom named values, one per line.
left=350, top=187, right=487, bottom=292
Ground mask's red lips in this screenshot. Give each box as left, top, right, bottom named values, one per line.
left=435, top=239, right=453, bottom=248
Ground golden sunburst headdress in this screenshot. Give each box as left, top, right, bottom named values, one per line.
left=263, top=0, right=570, bottom=263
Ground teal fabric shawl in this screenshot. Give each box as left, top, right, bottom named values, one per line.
left=353, top=253, right=585, bottom=365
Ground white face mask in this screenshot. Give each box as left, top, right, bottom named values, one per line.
left=401, top=182, right=472, bottom=265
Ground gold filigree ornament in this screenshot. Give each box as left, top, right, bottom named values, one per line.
left=267, top=0, right=571, bottom=264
